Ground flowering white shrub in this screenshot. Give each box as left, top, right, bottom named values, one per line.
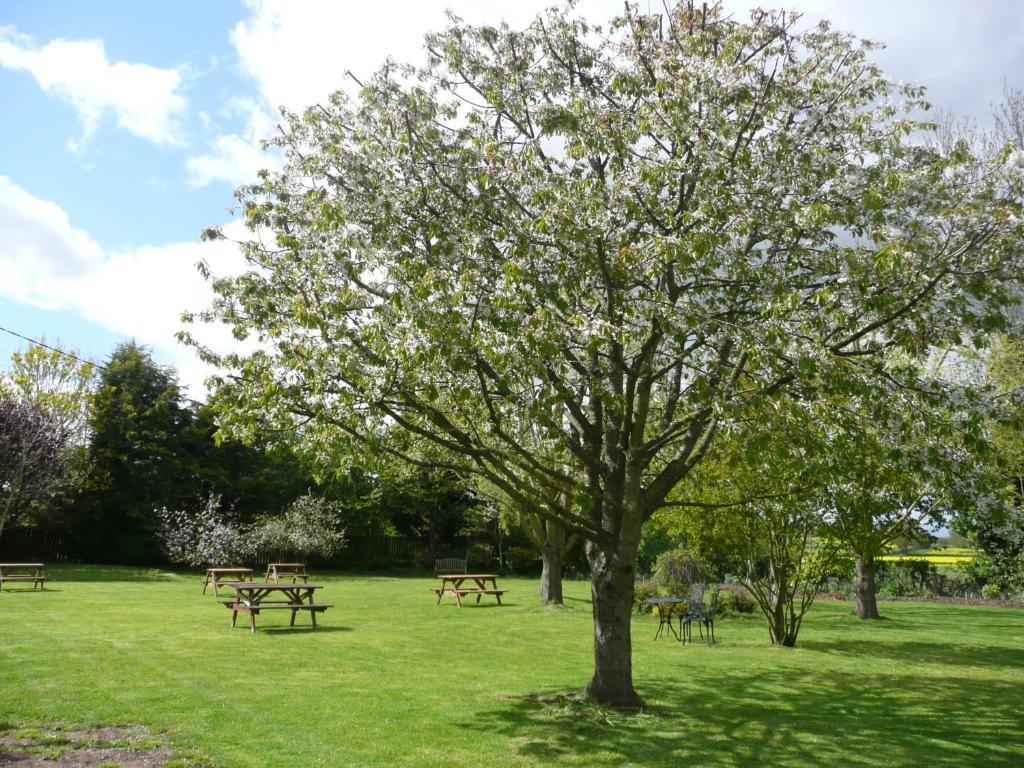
left=249, top=493, right=346, bottom=560
left=158, top=494, right=247, bottom=566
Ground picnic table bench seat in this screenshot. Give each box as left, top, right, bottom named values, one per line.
left=220, top=600, right=333, bottom=610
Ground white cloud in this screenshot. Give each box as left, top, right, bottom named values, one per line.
left=208, top=0, right=1023, bottom=192
left=229, top=0, right=1024, bottom=130
left=0, top=175, right=247, bottom=396
left=183, top=0, right=621, bottom=189
left=0, top=176, right=104, bottom=302
left=0, top=25, right=188, bottom=147
left=229, top=0, right=622, bottom=113
left=720, top=1, right=1024, bottom=121
left=185, top=97, right=281, bottom=188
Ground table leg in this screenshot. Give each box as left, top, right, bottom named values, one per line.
left=249, top=609, right=257, bottom=633
left=290, top=608, right=297, bottom=627
left=310, top=609, right=318, bottom=629
left=668, top=608, right=681, bottom=641
left=231, top=604, right=238, bottom=628
left=202, top=574, right=209, bottom=594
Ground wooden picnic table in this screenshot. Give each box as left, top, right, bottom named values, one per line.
left=202, top=567, right=254, bottom=595
left=264, top=562, right=309, bottom=583
left=0, top=563, right=46, bottom=591
left=434, top=573, right=505, bottom=607
left=222, top=582, right=331, bottom=633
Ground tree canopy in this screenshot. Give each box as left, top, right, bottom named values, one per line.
left=190, top=3, right=1024, bottom=706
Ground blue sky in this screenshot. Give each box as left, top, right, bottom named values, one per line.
left=3, top=0, right=1024, bottom=397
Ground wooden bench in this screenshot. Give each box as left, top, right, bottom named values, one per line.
left=434, top=558, right=468, bottom=576
left=0, top=563, right=46, bottom=591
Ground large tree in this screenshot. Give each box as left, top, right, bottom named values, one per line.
left=75, top=342, right=195, bottom=562
left=190, top=4, right=1024, bottom=706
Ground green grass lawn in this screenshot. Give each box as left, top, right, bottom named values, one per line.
left=1, top=565, right=1022, bottom=767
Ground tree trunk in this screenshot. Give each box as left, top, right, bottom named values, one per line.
left=539, top=544, right=564, bottom=605
left=495, top=515, right=504, bottom=571
left=854, top=555, right=881, bottom=619
left=0, top=487, right=15, bottom=543
left=584, top=550, right=642, bottom=708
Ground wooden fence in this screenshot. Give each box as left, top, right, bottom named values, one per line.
left=0, top=529, right=540, bottom=573
left=0, top=527, right=69, bottom=562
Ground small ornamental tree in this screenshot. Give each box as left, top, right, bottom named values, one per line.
left=956, top=336, right=1024, bottom=595
left=250, top=493, right=347, bottom=561
left=671, top=398, right=841, bottom=647
left=158, top=494, right=246, bottom=566
left=2, top=341, right=97, bottom=447
left=817, top=392, right=982, bottom=619
left=188, top=4, right=1024, bottom=706
left=0, top=393, right=71, bottom=541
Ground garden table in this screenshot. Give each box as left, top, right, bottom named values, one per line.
left=202, top=567, right=253, bottom=595
left=434, top=574, right=505, bottom=607
left=646, top=596, right=688, bottom=640
left=0, top=563, right=45, bottom=591
left=222, top=581, right=331, bottom=633
left=264, top=562, right=309, bottom=583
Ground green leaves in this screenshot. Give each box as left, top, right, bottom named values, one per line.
left=186, top=0, right=1024, bottom=567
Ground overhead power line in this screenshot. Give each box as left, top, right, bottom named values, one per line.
left=0, top=324, right=109, bottom=372
left=0, top=324, right=213, bottom=408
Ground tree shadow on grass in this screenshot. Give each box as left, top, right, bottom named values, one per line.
left=46, top=565, right=185, bottom=583
left=468, top=669, right=1024, bottom=767
left=799, top=638, right=1024, bottom=670
left=257, top=625, right=354, bottom=635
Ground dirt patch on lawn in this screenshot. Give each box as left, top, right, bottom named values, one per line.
left=0, top=724, right=207, bottom=767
